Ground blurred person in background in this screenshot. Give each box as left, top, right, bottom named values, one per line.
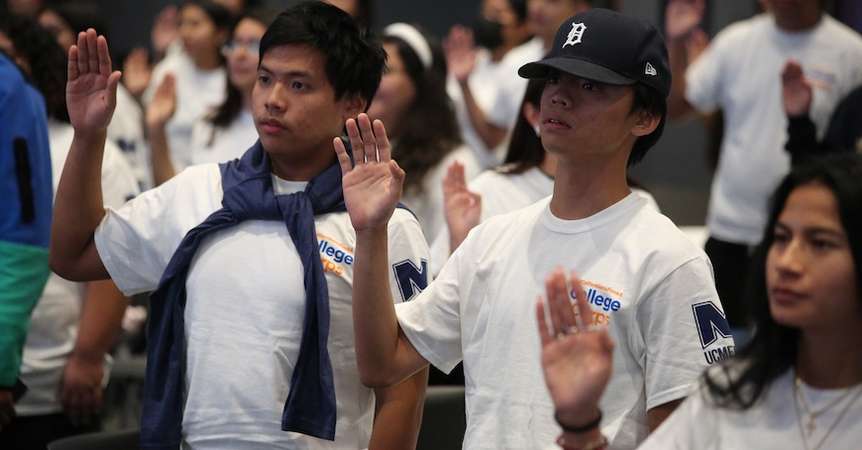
left=147, top=8, right=275, bottom=185
left=367, top=22, right=480, bottom=242
left=665, top=0, right=862, bottom=328
left=0, top=16, right=138, bottom=450
left=143, top=0, right=232, bottom=184
left=444, top=0, right=533, bottom=168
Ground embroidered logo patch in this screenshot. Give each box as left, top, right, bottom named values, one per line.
left=645, top=62, right=657, bottom=76
left=563, top=22, right=587, bottom=48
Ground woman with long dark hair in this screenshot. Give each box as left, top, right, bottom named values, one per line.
left=538, top=153, right=862, bottom=450
left=367, top=22, right=480, bottom=241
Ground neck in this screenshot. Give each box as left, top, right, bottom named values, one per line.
left=268, top=145, right=336, bottom=181
left=548, top=152, right=629, bottom=220
left=491, top=45, right=509, bottom=62
left=193, top=51, right=221, bottom=71
left=775, top=11, right=822, bottom=32
left=796, top=325, right=862, bottom=389
left=540, top=153, right=558, bottom=178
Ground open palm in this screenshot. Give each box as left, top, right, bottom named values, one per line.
left=335, top=114, right=405, bottom=232
left=443, top=161, right=481, bottom=248
left=781, top=60, right=813, bottom=117
left=66, top=29, right=121, bottom=134
left=537, top=269, right=614, bottom=426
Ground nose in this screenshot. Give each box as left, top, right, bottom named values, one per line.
left=265, top=82, right=287, bottom=114
left=773, top=239, right=805, bottom=278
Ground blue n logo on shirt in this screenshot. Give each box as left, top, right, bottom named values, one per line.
left=692, top=301, right=732, bottom=349
left=392, top=259, right=428, bottom=302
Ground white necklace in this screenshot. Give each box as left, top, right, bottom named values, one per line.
left=792, top=372, right=862, bottom=450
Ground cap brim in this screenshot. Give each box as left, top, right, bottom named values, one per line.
left=518, top=57, right=635, bottom=85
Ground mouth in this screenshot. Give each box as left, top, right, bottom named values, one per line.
left=259, top=118, right=286, bottom=135
left=542, top=117, right=572, bottom=131
left=770, top=287, right=807, bottom=304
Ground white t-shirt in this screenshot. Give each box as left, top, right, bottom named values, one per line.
left=189, top=110, right=258, bottom=166
left=447, top=50, right=510, bottom=169
left=16, top=121, right=139, bottom=416
left=94, top=164, right=429, bottom=449
left=144, top=51, right=227, bottom=173
left=686, top=13, right=862, bottom=245
left=641, top=367, right=862, bottom=450
left=402, top=145, right=480, bottom=244
left=109, top=83, right=152, bottom=191
left=396, top=194, right=735, bottom=449
left=487, top=37, right=545, bottom=130
left=429, top=166, right=554, bottom=275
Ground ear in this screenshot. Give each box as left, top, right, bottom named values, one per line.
left=523, top=103, right=540, bottom=128
left=340, top=93, right=367, bottom=121
left=631, top=109, right=661, bottom=138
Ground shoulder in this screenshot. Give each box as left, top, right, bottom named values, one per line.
left=819, top=15, right=862, bottom=49
left=621, top=202, right=710, bottom=270
left=710, top=15, right=765, bottom=52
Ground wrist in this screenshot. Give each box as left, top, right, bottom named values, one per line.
left=557, top=429, right=607, bottom=450
left=556, top=407, right=602, bottom=433
left=73, top=128, right=108, bottom=144
left=70, top=349, right=104, bottom=365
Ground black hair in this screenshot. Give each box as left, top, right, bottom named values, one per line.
left=507, top=0, right=528, bottom=22
left=0, top=15, right=68, bottom=122
left=501, top=79, right=545, bottom=174
left=182, top=0, right=234, bottom=31
left=382, top=28, right=462, bottom=194
left=259, top=1, right=385, bottom=105
left=627, top=83, right=666, bottom=166
left=41, top=0, right=108, bottom=39
left=353, top=0, right=374, bottom=31
left=704, top=153, right=862, bottom=409
left=207, top=7, right=277, bottom=132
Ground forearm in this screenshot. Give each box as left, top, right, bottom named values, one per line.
left=50, top=131, right=108, bottom=280
left=459, top=80, right=507, bottom=150
left=148, top=124, right=176, bottom=186
left=369, top=367, right=429, bottom=450
left=667, top=39, right=694, bottom=120
left=353, top=227, right=411, bottom=386
left=72, top=280, right=128, bottom=363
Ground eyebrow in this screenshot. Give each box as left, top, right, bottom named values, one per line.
left=258, top=64, right=312, bottom=79
left=775, top=222, right=846, bottom=238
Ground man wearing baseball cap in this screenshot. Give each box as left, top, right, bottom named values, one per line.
left=340, top=8, right=734, bottom=449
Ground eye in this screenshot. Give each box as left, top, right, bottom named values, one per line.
left=772, top=229, right=790, bottom=245
left=810, top=238, right=836, bottom=251
left=546, top=75, right=560, bottom=85
left=291, top=81, right=306, bottom=91
left=257, top=73, right=271, bottom=85
left=581, top=80, right=596, bottom=91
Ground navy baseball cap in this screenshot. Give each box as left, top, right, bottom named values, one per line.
left=518, top=8, right=671, bottom=98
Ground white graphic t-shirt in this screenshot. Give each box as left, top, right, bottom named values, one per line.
left=95, top=163, right=429, bottom=449
left=396, top=194, right=734, bottom=449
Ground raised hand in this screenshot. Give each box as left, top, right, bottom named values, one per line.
left=665, top=0, right=705, bottom=41
left=444, top=25, right=478, bottom=84
left=536, top=269, right=614, bottom=428
left=151, top=5, right=179, bottom=59
left=334, top=113, right=405, bottom=232
left=60, top=353, right=104, bottom=426
left=443, top=161, right=481, bottom=251
left=685, top=28, right=709, bottom=64
left=66, top=29, right=122, bottom=136
left=145, top=73, right=177, bottom=130
left=122, top=47, right=152, bottom=98
left=781, top=60, right=813, bottom=117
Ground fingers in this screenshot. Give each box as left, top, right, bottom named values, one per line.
left=77, top=31, right=89, bottom=75
left=107, top=71, right=122, bottom=108
left=357, top=113, right=378, bottom=163
left=569, top=271, right=591, bottom=330
left=334, top=137, right=352, bottom=175
left=372, top=119, right=392, bottom=162
left=536, top=296, right=553, bottom=346
left=345, top=117, right=364, bottom=164
left=545, top=268, right=578, bottom=337
left=97, top=34, right=112, bottom=76
left=68, top=45, right=79, bottom=81
left=86, top=29, right=99, bottom=78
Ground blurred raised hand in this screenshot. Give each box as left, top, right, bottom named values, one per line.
left=536, top=269, right=614, bottom=428
left=444, top=25, right=478, bottom=84
left=122, top=47, right=152, bottom=98
left=66, top=29, right=122, bottom=136
left=151, top=5, right=179, bottom=60
left=665, top=0, right=705, bottom=41
left=781, top=60, right=813, bottom=117
left=334, top=114, right=406, bottom=232
left=145, top=73, right=177, bottom=130
left=442, top=161, right=481, bottom=252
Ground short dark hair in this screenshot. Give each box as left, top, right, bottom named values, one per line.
left=181, top=0, right=234, bottom=31
left=259, top=1, right=385, bottom=105
left=507, top=0, right=528, bottom=22
left=628, top=83, right=666, bottom=166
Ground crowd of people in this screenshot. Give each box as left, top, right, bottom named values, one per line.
left=0, top=0, right=860, bottom=449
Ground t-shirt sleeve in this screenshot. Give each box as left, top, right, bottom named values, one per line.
left=395, top=223, right=477, bottom=374
left=100, top=140, right=141, bottom=209
left=94, top=165, right=218, bottom=296
left=636, top=256, right=735, bottom=410
left=387, top=209, right=431, bottom=304
left=684, top=36, right=726, bottom=114
left=637, top=387, right=718, bottom=450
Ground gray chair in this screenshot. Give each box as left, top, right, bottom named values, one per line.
left=417, top=385, right=466, bottom=450
left=47, top=429, right=139, bottom=450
